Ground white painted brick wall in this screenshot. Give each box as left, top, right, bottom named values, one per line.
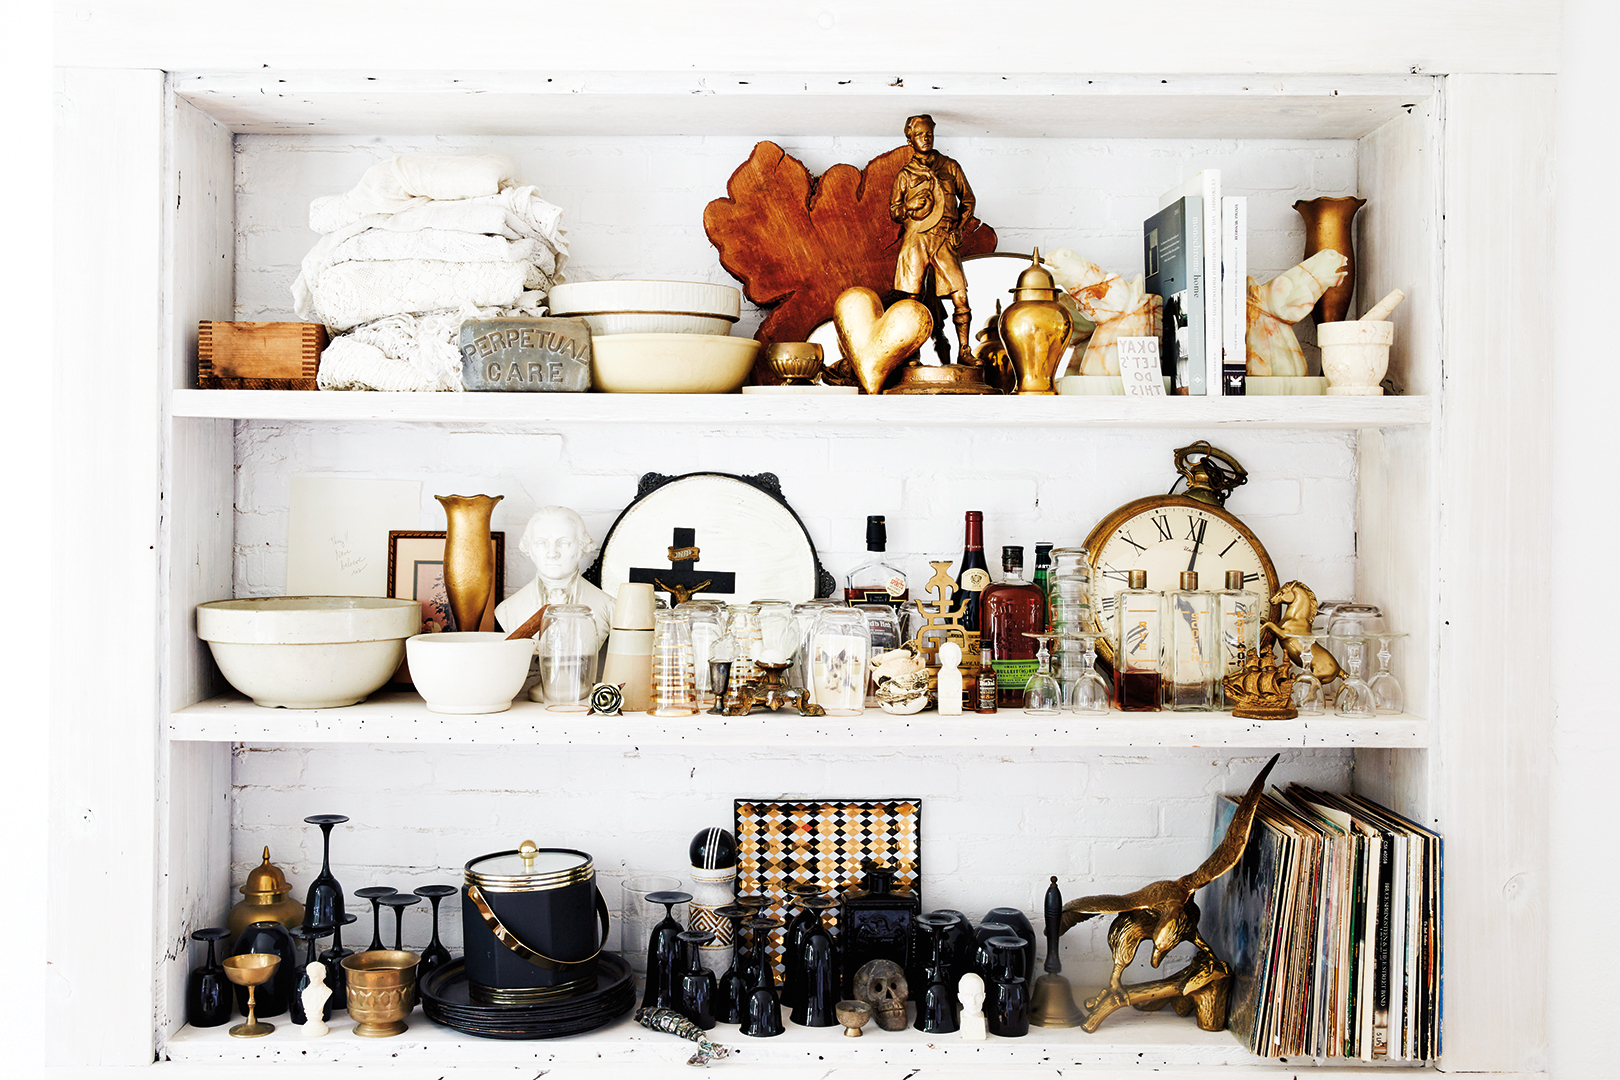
left=225, top=131, right=1367, bottom=980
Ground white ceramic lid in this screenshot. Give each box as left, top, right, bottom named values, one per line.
left=196, top=596, right=421, bottom=645
left=547, top=279, right=742, bottom=320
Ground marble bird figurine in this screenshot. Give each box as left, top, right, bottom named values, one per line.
left=1058, top=753, right=1279, bottom=992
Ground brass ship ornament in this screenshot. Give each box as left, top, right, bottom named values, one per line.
left=1058, top=754, right=1279, bottom=1033
left=1223, top=646, right=1298, bottom=720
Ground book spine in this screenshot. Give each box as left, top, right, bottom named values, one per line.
left=1185, top=195, right=1206, bottom=396
left=1201, top=172, right=1221, bottom=396
left=1370, top=835, right=1394, bottom=1059
left=1222, top=196, right=1248, bottom=395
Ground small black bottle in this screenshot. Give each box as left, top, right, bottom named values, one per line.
left=838, top=860, right=921, bottom=998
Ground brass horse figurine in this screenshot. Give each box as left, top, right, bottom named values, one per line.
left=1260, top=580, right=1342, bottom=684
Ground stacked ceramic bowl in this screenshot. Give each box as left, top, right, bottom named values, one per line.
left=548, top=280, right=758, bottom=393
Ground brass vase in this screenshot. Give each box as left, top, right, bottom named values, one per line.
left=999, top=249, right=1073, bottom=395
left=1293, top=196, right=1366, bottom=323
left=435, top=494, right=503, bottom=633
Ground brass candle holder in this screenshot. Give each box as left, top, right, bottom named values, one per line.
left=342, top=950, right=421, bottom=1038
left=222, top=953, right=281, bottom=1039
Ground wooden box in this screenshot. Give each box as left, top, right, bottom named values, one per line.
left=197, top=321, right=327, bottom=389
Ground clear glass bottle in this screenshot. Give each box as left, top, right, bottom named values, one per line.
left=1166, top=570, right=1216, bottom=711
left=651, top=610, right=697, bottom=717
left=1215, top=569, right=1264, bottom=710
left=845, top=515, right=911, bottom=612
left=980, top=546, right=1048, bottom=707
left=1114, top=569, right=1163, bottom=713
left=808, top=607, right=871, bottom=716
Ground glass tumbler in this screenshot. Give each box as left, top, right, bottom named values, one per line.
left=809, top=607, right=872, bottom=716
left=677, top=601, right=725, bottom=709
left=791, top=600, right=840, bottom=689
left=622, top=874, right=685, bottom=975
left=855, top=603, right=903, bottom=707
left=533, top=604, right=598, bottom=710
left=651, top=610, right=698, bottom=717
left=724, top=604, right=763, bottom=689
left=751, top=599, right=798, bottom=667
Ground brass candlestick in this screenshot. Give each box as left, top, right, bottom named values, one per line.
left=223, top=953, right=281, bottom=1039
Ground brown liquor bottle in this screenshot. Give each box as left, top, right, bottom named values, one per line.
left=975, top=640, right=999, bottom=713
left=980, top=546, right=1048, bottom=707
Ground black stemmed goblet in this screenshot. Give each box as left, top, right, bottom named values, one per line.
left=380, top=892, right=417, bottom=951
left=642, top=890, right=693, bottom=1010
left=318, top=912, right=358, bottom=1012
left=288, top=924, right=332, bottom=1025
left=986, top=934, right=1030, bottom=1038
left=355, top=886, right=395, bottom=951
left=913, top=912, right=959, bottom=1034
left=676, top=929, right=717, bottom=1030
left=414, top=884, right=457, bottom=977
left=740, top=914, right=785, bottom=1037
left=185, top=927, right=233, bottom=1028
left=789, top=894, right=839, bottom=1028
left=713, top=903, right=753, bottom=1024
left=302, top=814, right=349, bottom=934
left=780, top=883, right=826, bottom=1011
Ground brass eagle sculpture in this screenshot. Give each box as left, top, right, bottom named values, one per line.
left=1058, top=753, right=1279, bottom=1032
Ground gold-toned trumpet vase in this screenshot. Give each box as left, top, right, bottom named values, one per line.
left=343, top=950, right=421, bottom=1038
left=223, top=953, right=281, bottom=1038
left=1293, top=196, right=1366, bottom=323
left=435, top=494, right=503, bottom=633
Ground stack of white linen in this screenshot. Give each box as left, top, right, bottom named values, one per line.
left=292, top=153, right=569, bottom=391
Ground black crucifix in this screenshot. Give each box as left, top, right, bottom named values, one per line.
left=628, top=527, right=736, bottom=606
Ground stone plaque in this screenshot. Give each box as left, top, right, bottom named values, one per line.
left=458, top=317, right=592, bottom=392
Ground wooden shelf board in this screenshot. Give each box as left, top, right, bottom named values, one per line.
left=169, top=691, right=1428, bottom=748
left=170, top=389, right=1432, bottom=430
left=173, top=71, right=1437, bottom=140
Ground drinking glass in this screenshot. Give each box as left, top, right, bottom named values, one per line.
left=1021, top=632, right=1063, bottom=715
left=1368, top=630, right=1409, bottom=713
left=677, top=600, right=724, bottom=708
left=651, top=610, right=698, bottom=717
left=301, top=814, right=349, bottom=935
left=791, top=600, right=840, bottom=689
left=622, top=874, right=683, bottom=975
left=724, top=605, right=763, bottom=688
left=809, top=607, right=871, bottom=715
left=534, top=603, right=597, bottom=710
left=1287, top=632, right=1324, bottom=715
left=750, top=599, right=798, bottom=666
left=1328, top=618, right=1377, bottom=718
left=1061, top=632, right=1111, bottom=714
left=855, top=603, right=903, bottom=707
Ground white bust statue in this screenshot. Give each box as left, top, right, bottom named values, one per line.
left=300, top=961, right=331, bottom=1037
left=494, top=506, right=612, bottom=651
left=958, top=971, right=987, bottom=1041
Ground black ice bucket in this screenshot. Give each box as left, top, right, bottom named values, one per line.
left=462, top=841, right=611, bottom=1006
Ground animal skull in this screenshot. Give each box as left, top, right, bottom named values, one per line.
left=854, top=959, right=909, bottom=1030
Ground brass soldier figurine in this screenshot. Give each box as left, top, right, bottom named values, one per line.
left=890, top=114, right=976, bottom=363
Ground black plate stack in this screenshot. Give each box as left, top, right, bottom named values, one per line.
left=420, top=953, right=635, bottom=1039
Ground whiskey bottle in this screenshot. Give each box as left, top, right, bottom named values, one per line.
left=1114, top=569, right=1163, bottom=712
left=845, top=515, right=910, bottom=610
left=980, top=546, right=1048, bottom=707
left=975, top=641, right=999, bottom=714
left=1216, top=569, right=1265, bottom=709
left=1166, top=570, right=1216, bottom=711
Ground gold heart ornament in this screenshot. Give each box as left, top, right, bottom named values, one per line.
left=832, top=287, right=934, bottom=395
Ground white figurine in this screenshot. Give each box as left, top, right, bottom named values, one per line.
left=958, top=972, right=987, bottom=1041
left=494, top=506, right=613, bottom=651
left=299, top=961, right=331, bottom=1037
left=936, top=640, right=964, bottom=716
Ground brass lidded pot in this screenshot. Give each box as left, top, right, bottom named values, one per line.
left=999, top=249, right=1073, bottom=395
left=227, top=846, right=306, bottom=940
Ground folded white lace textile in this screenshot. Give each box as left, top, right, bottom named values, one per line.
left=316, top=298, right=547, bottom=393
left=307, top=153, right=517, bottom=233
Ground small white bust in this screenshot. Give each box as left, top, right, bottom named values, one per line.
left=300, top=961, right=331, bottom=1037
left=958, top=971, right=987, bottom=1041
left=494, top=506, right=613, bottom=650
left=936, top=640, right=964, bottom=716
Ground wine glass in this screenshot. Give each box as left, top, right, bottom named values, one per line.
left=1367, top=630, right=1409, bottom=713
left=380, top=892, right=417, bottom=951
left=1060, top=631, right=1111, bottom=714
left=1021, top=633, right=1063, bottom=715
left=413, top=884, right=457, bottom=978
left=1287, top=632, right=1324, bottom=715
left=302, top=814, right=349, bottom=934
left=185, top=927, right=233, bottom=1028
left=1328, top=620, right=1377, bottom=718
left=355, top=885, right=394, bottom=951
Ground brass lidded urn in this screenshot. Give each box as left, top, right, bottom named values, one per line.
left=999, top=249, right=1073, bottom=395
left=1293, top=196, right=1366, bottom=323
left=435, top=494, right=504, bottom=632
left=227, top=846, right=306, bottom=940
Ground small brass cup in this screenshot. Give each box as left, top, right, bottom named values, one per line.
left=342, top=949, right=421, bottom=1038
left=835, top=999, right=871, bottom=1037
left=222, top=953, right=281, bottom=1039
left=763, top=342, right=824, bottom=386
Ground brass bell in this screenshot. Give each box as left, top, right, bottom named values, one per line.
left=226, top=846, right=306, bottom=940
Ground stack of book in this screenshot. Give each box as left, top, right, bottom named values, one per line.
left=1144, top=170, right=1247, bottom=395
left=1202, top=785, right=1442, bottom=1062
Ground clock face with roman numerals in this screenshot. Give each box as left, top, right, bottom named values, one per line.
left=1082, top=494, right=1278, bottom=657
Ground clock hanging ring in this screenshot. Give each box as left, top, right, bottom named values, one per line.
left=1083, top=441, right=1280, bottom=667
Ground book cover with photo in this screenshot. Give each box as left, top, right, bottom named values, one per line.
left=1144, top=196, right=1206, bottom=394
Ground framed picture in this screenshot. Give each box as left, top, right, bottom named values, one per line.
left=387, top=531, right=505, bottom=634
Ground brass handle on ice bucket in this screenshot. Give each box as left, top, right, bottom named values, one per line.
left=466, top=884, right=611, bottom=972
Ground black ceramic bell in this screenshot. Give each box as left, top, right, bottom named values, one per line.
left=986, top=934, right=1029, bottom=1038
left=983, top=906, right=1037, bottom=985
left=231, top=919, right=298, bottom=1018
left=739, top=915, right=784, bottom=1037
left=380, top=892, right=416, bottom=950
left=788, top=895, right=839, bottom=1028
left=318, top=912, right=358, bottom=1012
left=355, top=885, right=394, bottom=951
left=912, top=912, right=959, bottom=1034
left=301, top=814, right=349, bottom=935
left=676, top=930, right=717, bottom=1030
left=838, top=860, right=920, bottom=998
left=780, top=883, right=826, bottom=1010
left=185, top=927, right=233, bottom=1028
left=288, top=924, right=332, bottom=1024
left=714, top=903, right=753, bottom=1025
left=414, top=884, right=457, bottom=977
left=642, top=890, right=692, bottom=1010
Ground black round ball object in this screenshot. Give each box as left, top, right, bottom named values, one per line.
left=689, top=827, right=737, bottom=870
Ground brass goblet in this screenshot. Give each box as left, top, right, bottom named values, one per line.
left=223, top=953, right=281, bottom=1038
left=342, top=949, right=420, bottom=1038
left=762, top=342, right=824, bottom=386
left=835, top=999, right=871, bottom=1037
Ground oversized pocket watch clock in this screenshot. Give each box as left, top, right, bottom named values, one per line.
left=1083, top=441, right=1279, bottom=662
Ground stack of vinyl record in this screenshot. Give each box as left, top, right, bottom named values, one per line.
left=420, top=953, right=635, bottom=1039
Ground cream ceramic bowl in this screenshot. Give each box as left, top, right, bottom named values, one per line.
left=577, top=312, right=734, bottom=336
left=548, top=280, right=742, bottom=320
left=405, top=632, right=535, bottom=714
left=196, top=596, right=420, bottom=709
left=591, top=333, right=760, bottom=393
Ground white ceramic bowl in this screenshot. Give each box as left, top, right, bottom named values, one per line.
left=591, top=333, right=760, bottom=393
left=406, top=632, right=536, bottom=714
left=196, top=596, right=420, bottom=709
left=577, top=312, right=734, bottom=336
left=548, top=279, right=742, bottom=320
